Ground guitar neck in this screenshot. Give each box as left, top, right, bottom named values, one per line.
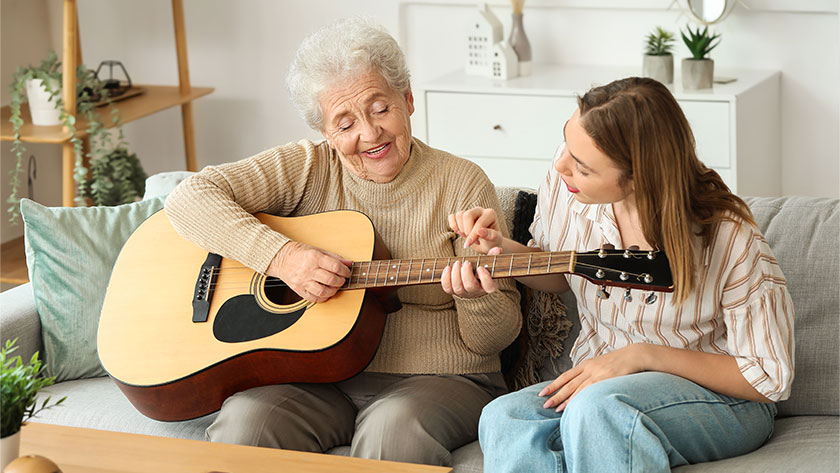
left=343, top=252, right=575, bottom=290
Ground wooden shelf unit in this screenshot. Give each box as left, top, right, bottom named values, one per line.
left=1, top=85, right=213, bottom=144
left=0, top=0, right=212, bottom=207
left=0, top=0, right=212, bottom=288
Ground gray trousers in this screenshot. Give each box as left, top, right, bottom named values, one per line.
left=206, top=371, right=507, bottom=466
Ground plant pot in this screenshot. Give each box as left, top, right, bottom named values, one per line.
left=25, top=78, right=61, bottom=126
left=682, top=58, right=714, bottom=90
left=0, top=431, right=21, bottom=471
left=643, top=54, right=674, bottom=85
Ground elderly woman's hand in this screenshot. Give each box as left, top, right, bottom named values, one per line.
left=448, top=207, right=504, bottom=254
left=267, top=241, right=352, bottom=303
left=440, top=247, right=502, bottom=299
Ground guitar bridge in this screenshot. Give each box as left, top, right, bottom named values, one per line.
left=192, top=253, right=222, bottom=322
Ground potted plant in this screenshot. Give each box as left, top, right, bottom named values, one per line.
left=7, top=51, right=147, bottom=222
left=643, top=26, right=675, bottom=84
left=0, top=339, right=65, bottom=470
left=681, top=24, right=721, bottom=90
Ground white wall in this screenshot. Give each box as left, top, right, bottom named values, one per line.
left=1, top=0, right=62, bottom=243
left=2, top=0, right=838, bottom=243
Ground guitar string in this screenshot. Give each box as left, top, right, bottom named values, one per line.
left=202, top=261, right=660, bottom=292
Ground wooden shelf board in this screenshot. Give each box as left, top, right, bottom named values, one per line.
left=0, top=236, right=28, bottom=285
left=1, top=85, right=213, bottom=143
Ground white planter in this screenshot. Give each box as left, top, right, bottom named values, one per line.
left=682, top=58, right=714, bottom=90
left=0, top=431, right=21, bottom=471
left=642, top=54, right=674, bottom=85
left=25, top=78, right=61, bottom=126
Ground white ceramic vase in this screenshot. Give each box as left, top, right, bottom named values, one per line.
left=682, top=58, right=714, bottom=90
left=25, top=78, right=62, bottom=126
left=0, top=431, right=21, bottom=471
left=643, top=54, right=674, bottom=85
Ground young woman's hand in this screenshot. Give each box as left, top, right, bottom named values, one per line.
left=539, top=344, right=647, bottom=411
left=448, top=207, right=503, bottom=254
left=266, top=241, right=352, bottom=303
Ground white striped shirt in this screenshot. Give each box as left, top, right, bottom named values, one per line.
left=529, top=149, right=795, bottom=402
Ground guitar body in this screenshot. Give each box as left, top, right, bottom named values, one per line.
left=98, top=210, right=394, bottom=421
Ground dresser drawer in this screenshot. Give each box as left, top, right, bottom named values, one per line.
left=680, top=101, right=731, bottom=169
left=425, top=92, right=576, bottom=161
left=463, top=156, right=551, bottom=190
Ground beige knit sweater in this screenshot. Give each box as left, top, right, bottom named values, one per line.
left=165, top=138, right=522, bottom=375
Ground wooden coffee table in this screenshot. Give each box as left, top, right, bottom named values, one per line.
left=19, top=422, right=453, bottom=473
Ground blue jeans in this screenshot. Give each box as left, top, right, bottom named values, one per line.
left=479, top=372, right=776, bottom=473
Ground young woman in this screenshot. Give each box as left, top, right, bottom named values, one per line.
left=442, top=77, right=794, bottom=472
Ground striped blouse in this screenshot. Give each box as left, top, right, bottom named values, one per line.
left=528, top=148, right=795, bottom=402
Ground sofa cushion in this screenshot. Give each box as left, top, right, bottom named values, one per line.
left=142, top=171, right=195, bottom=200
left=672, top=416, right=839, bottom=472
left=21, top=197, right=165, bottom=381
left=744, top=197, right=840, bottom=417
left=35, top=377, right=215, bottom=440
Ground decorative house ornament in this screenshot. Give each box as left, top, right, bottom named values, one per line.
left=466, top=3, right=519, bottom=79
left=491, top=41, right=519, bottom=79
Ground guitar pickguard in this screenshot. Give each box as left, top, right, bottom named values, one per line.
left=212, top=295, right=307, bottom=343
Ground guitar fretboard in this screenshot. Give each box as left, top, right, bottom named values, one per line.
left=343, top=251, right=574, bottom=290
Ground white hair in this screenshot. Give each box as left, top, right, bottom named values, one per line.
left=286, top=17, right=411, bottom=131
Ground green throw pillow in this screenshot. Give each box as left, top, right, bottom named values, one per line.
left=20, top=197, right=166, bottom=382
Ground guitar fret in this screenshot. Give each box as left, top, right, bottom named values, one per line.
left=547, top=252, right=552, bottom=273
left=396, top=260, right=401, bottom=285
left=375, top=261, right=382, bottom=286
left=508, top=254, right=514, bottom=276
left=418, top=258, right=424, bottom=283
left=527, top=254, right=532, bottom=274
left=492, top=255, right=497, bottom=276
left=406, top=259, right=412, bottom=284
left=431, top=259, right=437, bottom=283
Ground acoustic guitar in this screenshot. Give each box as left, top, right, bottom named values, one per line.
left=97, top=209, right=673, bottom=421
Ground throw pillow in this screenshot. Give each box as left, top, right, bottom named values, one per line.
left=501, top=190, right=572, bottom=391
left=21, top=196, right=166, bottom=382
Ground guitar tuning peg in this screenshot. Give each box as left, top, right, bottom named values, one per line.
left=596, top=286, right=610, bottom=300
left=645, top=292, right=658, bottom=305
left=624, top=288, right=633, bottom=302
left=598, top=243, right=615, bottom=258
left=647, top=251, right=656, bottom=260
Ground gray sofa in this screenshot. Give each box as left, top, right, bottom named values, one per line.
left=1, top=175, right=837, bottom=472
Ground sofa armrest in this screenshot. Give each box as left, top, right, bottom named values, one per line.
left=0, top=282, right=43, bottom=362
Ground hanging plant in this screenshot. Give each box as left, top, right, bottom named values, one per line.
left=6, top=50, right=146, bottom=221
left=86, top=148, right=147, bottom=206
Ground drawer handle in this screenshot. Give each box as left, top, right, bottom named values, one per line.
left=492, top=124, right=503, bottom=131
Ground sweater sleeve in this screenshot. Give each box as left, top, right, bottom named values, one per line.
left=719, top=219, right=795, bottom=402
left=164, top=140, right=328, bottom=273
left=450, top=165, right=523, bottom=356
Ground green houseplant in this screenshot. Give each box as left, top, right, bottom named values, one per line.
left=643, top=26, right=676, bottom=84
left=681, top=24, right=721, bottom=89
left=0, top=339, right=65, bottom=468
left=7, top=51, right=146, bottom=221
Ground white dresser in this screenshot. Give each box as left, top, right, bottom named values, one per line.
left=421, top=65, right=781, bottom=195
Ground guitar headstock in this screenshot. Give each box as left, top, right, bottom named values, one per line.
left=572, top=248, right=674, bottom=292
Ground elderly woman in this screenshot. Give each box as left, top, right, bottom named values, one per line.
left=164, top=18, right=521, bottom=466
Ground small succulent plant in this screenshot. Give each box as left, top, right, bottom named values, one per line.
left=645, top=26, right=675, bottom=56
left=681, top=24, right=721, bottom=60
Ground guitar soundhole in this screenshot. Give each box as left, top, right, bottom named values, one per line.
left=263, top=276, right=303, bottom=305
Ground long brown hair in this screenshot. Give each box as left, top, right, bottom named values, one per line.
left=577, top=77, right=755, bottom=304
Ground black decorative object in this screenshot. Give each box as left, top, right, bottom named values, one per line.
left=94, top=60, right=132, bottom=98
